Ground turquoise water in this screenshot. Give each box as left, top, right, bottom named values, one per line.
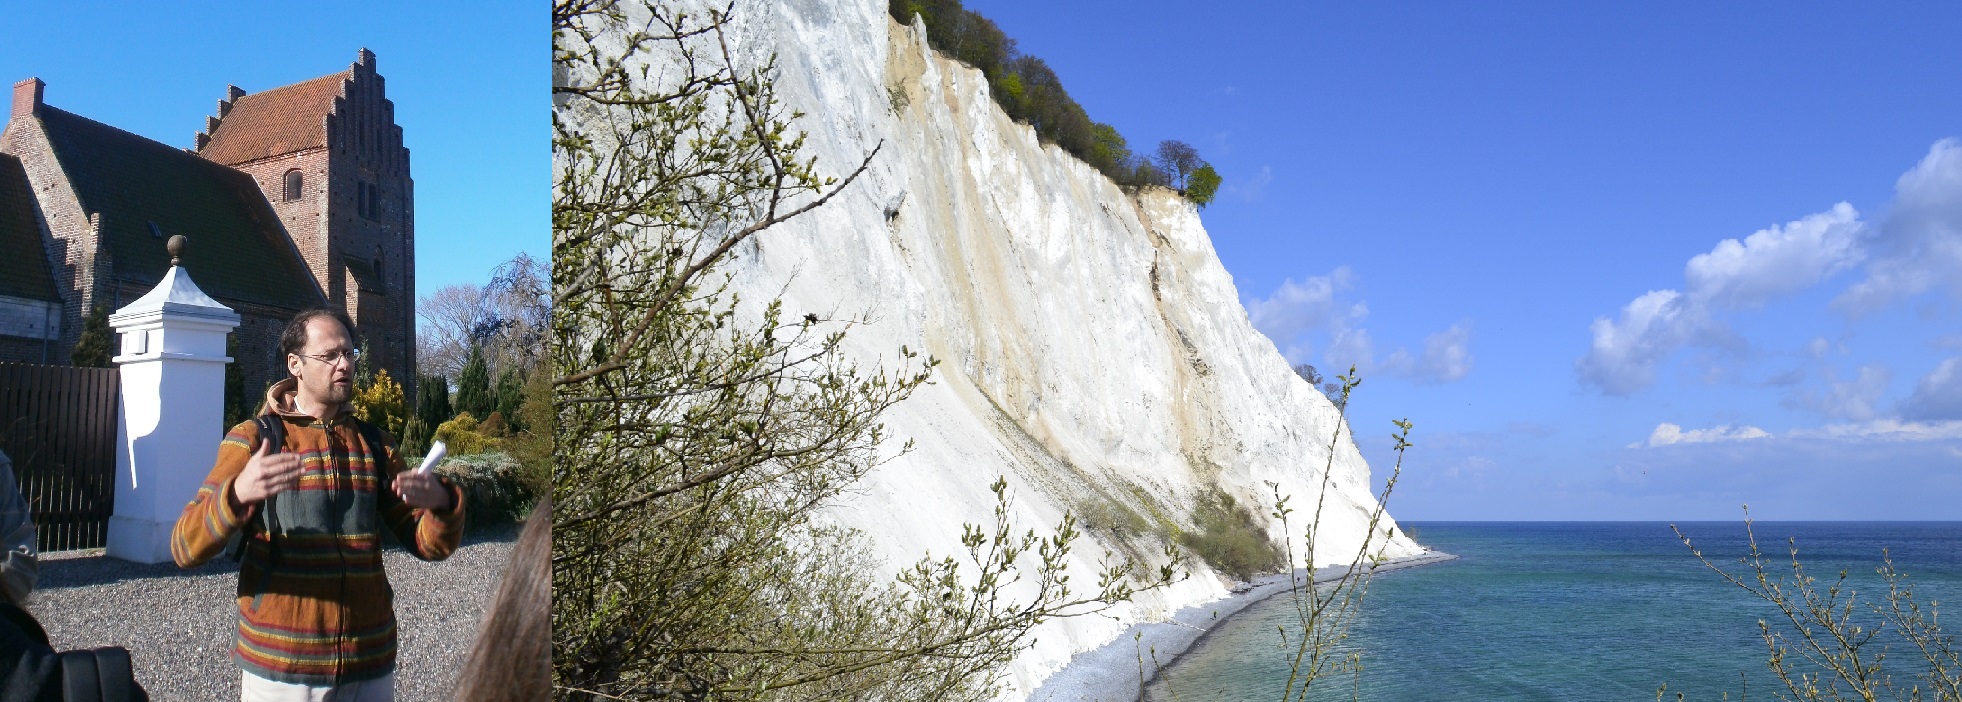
left=1144, top=522, right=1962, bottom=701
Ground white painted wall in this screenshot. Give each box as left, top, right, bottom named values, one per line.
left=107, top=266, right=238, bottom=564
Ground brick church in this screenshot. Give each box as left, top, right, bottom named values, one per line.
left=0, top=49, right=416, bottom=400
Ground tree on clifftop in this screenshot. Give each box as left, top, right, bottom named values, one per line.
left=553, top=1, right=1174, bottom=699
left=1186, top=164, right=1222, bottom=209
left=1155, top=140, right=1202, bottom=191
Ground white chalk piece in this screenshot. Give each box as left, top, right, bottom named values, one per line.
left=416, top=441, right=447, bottom=474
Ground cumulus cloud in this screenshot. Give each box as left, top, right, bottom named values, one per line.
left=1248, top=269, right=1473, bottom=384
left=1247, top=267, right=1363, bottom=346
left=1786, top=418, right=1962, bottom=442
left=1631, top=417, right=1962, bottom=448
left=1576, top=290, right=1729, bottom=395
left=1579, top=204, right=1871, bottom=395
left=1634, top=422, right=1771, bottom=448
left=1901, top=358, right=1962, bottom=421
left=1417, top=322, right=1474, bottom=384
left=1834, top=139, right=1962, bottom=316
left=1785, top=363, right=1892, bottom=421
left=1581, top=139, right=1962, bottom=397
left=1684, top=203, right=1865, bottom=308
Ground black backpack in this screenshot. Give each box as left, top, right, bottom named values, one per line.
left=0, top=600, right=148, bottom=702
left=228, top=414, right=391, bottom=564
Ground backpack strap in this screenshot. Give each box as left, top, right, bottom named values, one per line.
left=229, top=416, right=285, bottom=581
left=351, top=419, right=392, bottom=495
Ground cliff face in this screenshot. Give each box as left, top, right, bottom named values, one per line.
left=720, top=1, right=1421, bottom=696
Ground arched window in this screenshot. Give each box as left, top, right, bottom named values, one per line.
left=373, top=246, right=385, bottom=289
left=283, top=169, right=303, bottom=201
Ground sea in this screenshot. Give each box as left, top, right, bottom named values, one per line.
left=1142, top=521, right=1962, bottom=702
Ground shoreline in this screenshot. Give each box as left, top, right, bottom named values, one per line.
left=1027, top=550, right=1461, bottom=702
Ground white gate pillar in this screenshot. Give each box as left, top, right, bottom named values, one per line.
left=106, top=236, right=240, bottom=564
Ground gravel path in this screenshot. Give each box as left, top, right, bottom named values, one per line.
left=24, top=520, right=521, bottom=702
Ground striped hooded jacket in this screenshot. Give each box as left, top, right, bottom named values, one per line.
left=171, top=378, right=466, bottom=686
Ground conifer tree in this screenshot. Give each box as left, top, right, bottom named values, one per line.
left=70, top=305, right=112, bottom=368
left=455, top=346, right=492, bottom=419
left=417, top=373, right=452, bottom=436
left=494, top=367, right=524, bottom=432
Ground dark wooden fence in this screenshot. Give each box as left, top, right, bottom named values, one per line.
left=0, top=362, right=119, bottom=552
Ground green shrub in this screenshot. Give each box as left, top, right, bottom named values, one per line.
left=1177, top=487, right=1283, bottom=582
left=434, top=412, right=498, bottom=455
left=398, top=416, right=429, bottom=459
left=433, top=451, right=535, bottom=522
left=1076, top=495, right=1152, bottom=540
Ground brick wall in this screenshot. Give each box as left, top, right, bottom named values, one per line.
left=229, top=148, right=331, bottom=294
left=321, top=50, right=416, bottom=400
left=1, top=100, right=101, bottom=366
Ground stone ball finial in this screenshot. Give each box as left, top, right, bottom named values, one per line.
left=167, top=235, right=186, bottom=267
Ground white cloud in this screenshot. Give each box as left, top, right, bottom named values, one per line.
left=1237, top=165, right=1273, bottom=203
left=1324, top=326, right=1377, bottom=372
left=1632, top=418, right=1962, bottom=448
left=1785, top=363, right=1892, bottom=421
left=1785, top=418, right=1962, bottom=442
left=1249, top=270, right=1473, bottom=384
left=1580, top=203, right=1872, bottom=395
left=1417, top=322, right=1474, bottom=384
left=1576, top=290, right=1728, bottom=395
left=1834, top=139, right=1962, bottom=316
left=1247, top=267, right=1361, bottom=345
left=1901, top=358, right=1962, bottom=421
left=1635, top=422, right=1771, bottom=448
left=1684, top=203, right=1864, bottom=309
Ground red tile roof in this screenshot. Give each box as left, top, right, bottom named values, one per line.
left=198, top=72, right=347, bottom=165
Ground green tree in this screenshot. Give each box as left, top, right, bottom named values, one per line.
left=223, top=333, right=252, bottom=429
left=554, top=3, right=1172, bottom=699
left=70, top=305, right=112, bottom=368
left=1185, top=163, right=1222, bottom=209
left=455, top=346, right=492, bottom=420
left=494, top=367, right=524, bottom=432
left=415, top=374, right=451, bottom=447
left=1154, top=140, right=1201, bottom=191
left=1088, top=122, right=1130, bottom=175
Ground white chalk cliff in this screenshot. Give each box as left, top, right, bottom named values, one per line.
left=716, top=1, right=1423, bottom=697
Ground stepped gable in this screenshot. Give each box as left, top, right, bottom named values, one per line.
left=196, top=72, right=346, bottom=165
left=0, top=154, right=59, bottom=303
left=34, top=105, right=324, bottom=310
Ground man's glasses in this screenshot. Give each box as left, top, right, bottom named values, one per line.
left=294, top=349, right=361, bottom=367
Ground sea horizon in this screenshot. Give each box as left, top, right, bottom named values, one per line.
left=1145, top=520, right=1962, bottom=701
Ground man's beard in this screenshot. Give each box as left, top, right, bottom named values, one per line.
left=316, top=378, right=353, bottom=405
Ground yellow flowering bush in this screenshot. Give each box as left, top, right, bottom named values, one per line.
left=352, top=368, right=408, bottom=437
left=433, top=412, right=498, bottom=455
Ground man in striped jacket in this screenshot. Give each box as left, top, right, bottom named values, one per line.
left=172, top=308, right=465, bottom=702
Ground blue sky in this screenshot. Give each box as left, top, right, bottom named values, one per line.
left=968, top=1, right=1962, bottom=520
left=0, top=0, right=544, bottom=298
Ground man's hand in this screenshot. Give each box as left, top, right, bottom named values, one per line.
left=232, top=435, right=303, bottom=508
left=394, top=471, right=454, bottom=512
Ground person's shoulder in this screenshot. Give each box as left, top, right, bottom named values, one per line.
left=221, top=419, right=264, bottom=451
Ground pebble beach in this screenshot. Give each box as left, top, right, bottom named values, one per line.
left=1029, top=550, right=1460, bottom=702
